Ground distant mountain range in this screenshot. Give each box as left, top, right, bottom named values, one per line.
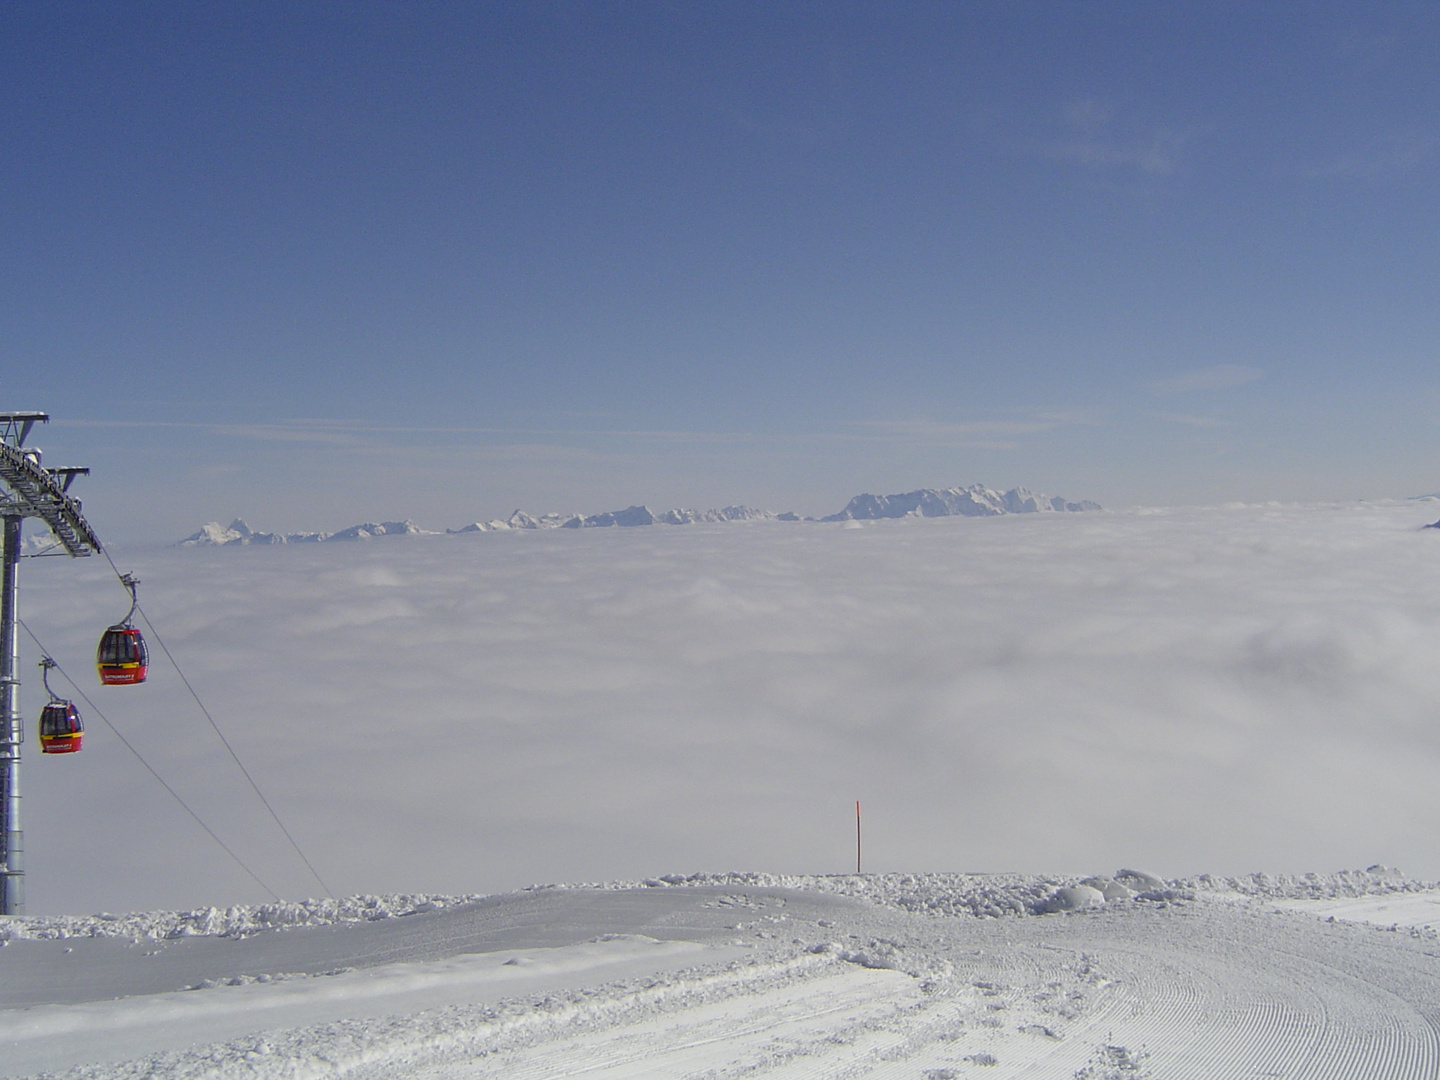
left=822, top=485, right=1100, bottom=521
left=176, top=485, right=1100, bottom=546
left=178, top=519, right=426, bottom=546
left=453, top=504, right=795, bottom=533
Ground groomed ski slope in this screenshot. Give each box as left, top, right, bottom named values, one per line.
left=5, top=874, right=1440, bottom=1079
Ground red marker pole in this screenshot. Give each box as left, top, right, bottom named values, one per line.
left=855, top=800, right=861, bottom=875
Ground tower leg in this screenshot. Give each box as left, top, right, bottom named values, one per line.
left=1, top=515, right=24, bottom=915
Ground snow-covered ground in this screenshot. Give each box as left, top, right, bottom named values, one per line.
left=5, top=873, right=1440, bottom=1078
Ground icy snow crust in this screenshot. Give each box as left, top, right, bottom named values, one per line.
left=2, top=867, right=1431, bottom=942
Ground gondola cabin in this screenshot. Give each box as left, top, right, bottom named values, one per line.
left=39, top=700, right=83, bottom=753
left=98, top=625, right=148, bottom=685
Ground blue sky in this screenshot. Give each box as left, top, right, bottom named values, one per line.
left=4, top=2, right=1440, bottom=541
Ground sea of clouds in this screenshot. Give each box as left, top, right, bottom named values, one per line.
left=14, top=500, right=1440, bottom=914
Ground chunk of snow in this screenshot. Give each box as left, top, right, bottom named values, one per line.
left=1044, top=885, right=1107, bottom=912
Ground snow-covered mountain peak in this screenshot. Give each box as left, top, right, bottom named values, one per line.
left=822, top=484, right=1100, bottom=521
left=454, top=504, right=788, bottom=532
left=178, top=519, right=429, bottom=546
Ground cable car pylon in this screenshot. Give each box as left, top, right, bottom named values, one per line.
left=0, top=411, right=103, bottom=915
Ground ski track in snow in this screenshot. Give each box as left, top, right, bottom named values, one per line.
left=5, top=880, right=1440, bottom=1079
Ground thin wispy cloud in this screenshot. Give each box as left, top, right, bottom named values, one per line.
left=62, top=415, right=1105, bottom=452
left=58, top=418, right=376, bottom=444
left=867, top=418, right=1056, bottom=437
left=57, top=417, right=803, bottom=446
left=1153, top=412, right=1232, bottom=429
left=212, top=424, right=367, bottom=446
left=1150, top=364, right=1264, bottom=395
left=1303, top=131, right=1435, bottom=179
left=1044, top=97, right=1194, bottom=176
left=859, top=411, right=1101, bottom=447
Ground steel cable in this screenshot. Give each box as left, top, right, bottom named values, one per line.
left=131, top=602, right=336, bottom=899
left=17, top=618, right=282, bottom=902
left=97, top=544, right=335, bottom=899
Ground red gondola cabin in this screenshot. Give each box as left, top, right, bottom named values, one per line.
left=39, top=700, right=83, bottom=753
left=97, top=625, right=148, bottom=685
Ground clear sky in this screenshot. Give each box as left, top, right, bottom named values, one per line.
left=4, top=2, right=1439, bottom=541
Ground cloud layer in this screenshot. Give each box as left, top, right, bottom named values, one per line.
left=1150, top=364, right=1265, bottom=394
left=16, top=501, right=1440, bottom=913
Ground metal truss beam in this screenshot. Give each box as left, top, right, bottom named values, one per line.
left=0, top=441, right=101, bottom=558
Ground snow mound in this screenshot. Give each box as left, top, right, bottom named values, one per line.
left=1179, top=867, right=1431, bottom=900
left=567, top=871, right=1179, bottom=918
left=1113, top=868, right=1166, bottom=892
left=1079, top=877, right=1136, bottom=902
left=587, top=867, right=1437, bottom=918
left=0, top=893, right=485, bottom=942
left=1044, top=885, right=1107, bottom=912
left=7, top=869, right=1430, bottom=943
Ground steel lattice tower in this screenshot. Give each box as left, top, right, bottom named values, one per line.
left=0, top=412, right=101, bottom=915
